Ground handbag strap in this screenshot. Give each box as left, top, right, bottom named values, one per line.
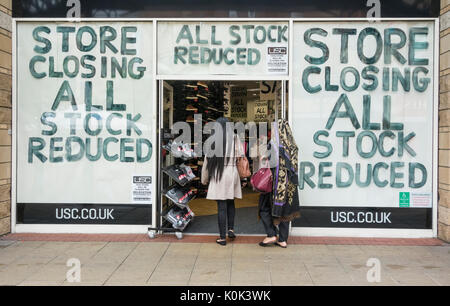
left=259, top=157, right=270, bottom=168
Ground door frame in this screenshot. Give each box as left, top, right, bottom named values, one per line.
left=156, top=79, right=288, bottom=234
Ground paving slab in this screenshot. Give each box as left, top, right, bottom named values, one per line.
left=424, top=267, right=450, bottom=285
left=197, top=243, right=233, bottom=259
left=270, top=271, right=313, bottom=286
left=156, top=257, right=197, bottom=271
left=268, top=260, right=307, bottom=274
left=125, top=242, right=170, bottom=261
left=50, top=241, right=108, bottom=265
left=232, top=247, right=268, bottom=260
left=89, top=242, right=138, bottom=265
left=104, top=281, right=149, bottom=286
left=0, top=241, right=46, bottom=265
left=231, top=258, right=271, bottom=272
left=388, top=273, right=438, bottom=286
left=193, top=258, right=232, bottom=271
left=305, top=262, right=354, bottom=285
left=106, top=263, right=158, bottom=284
left=189, top=268, right=231, bottom=285
left=21, top=262, right=70, bottom=283
left=0, top=240, right=448, bottom=286
left=72, top=263, right=118, bottom=284
left=0, top=262, right=48, bottom=285
left=0, top=240, right=15, bottom=248
left=62, top=281, right=105, bottom=286
left=147, top=268, right=192, bottom=285
left=18, top=280, right=65, bottom=286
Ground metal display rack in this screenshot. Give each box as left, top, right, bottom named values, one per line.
left=148, top=129, right=197, bottom=239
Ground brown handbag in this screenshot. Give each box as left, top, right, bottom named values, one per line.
left=235, top=136, right=251, bottom=178
left=237, top=156, right=251, bottom=178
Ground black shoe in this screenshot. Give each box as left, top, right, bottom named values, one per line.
left=258, top=237, right=277, bottom=247
left=216, top=238, right=226, bottom=246
left=276, top=242, right=287, bottom=248
left=165, top=186, right=196, bottom=207
left=228, top=230, right=236, bottom=239
left=162, top=165, right=189, bottom=186
left=259, top=241, right=275, bottom=247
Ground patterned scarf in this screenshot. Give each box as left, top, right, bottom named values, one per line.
left=272, top=119, right=301, bottom=223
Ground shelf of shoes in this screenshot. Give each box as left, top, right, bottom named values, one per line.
left=160, top=128, right=197, bottom=231
left=171, top=81, right=228, bottom=198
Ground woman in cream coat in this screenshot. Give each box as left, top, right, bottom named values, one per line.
left=201, top=117, right=242, bottom=246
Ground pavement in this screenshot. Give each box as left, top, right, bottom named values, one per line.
left=0, top=237, right=449, bottom=286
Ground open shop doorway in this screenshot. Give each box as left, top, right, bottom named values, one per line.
left=159, top=80, right=286, bottom=235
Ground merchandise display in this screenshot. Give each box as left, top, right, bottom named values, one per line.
left=179, top=164, right=196, bottom=181
left=164, top=185, right=197, bottom=208
left=162, top=165, right=187, bottom=186
left=171, top=81, right=229, bottom=197
left=165, top=206, right=195, bottom=230
left=162, top=140, right=197, bottom=160
left=161, top=132, right=198, bottom=230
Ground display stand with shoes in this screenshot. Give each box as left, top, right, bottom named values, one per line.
left=164, top=184, right=197, bottom=208
left=148, top=129, right=198, bottom=239
left=148, top=81, right=229, bottom=238
left=172, top=81, right=228, bottom=197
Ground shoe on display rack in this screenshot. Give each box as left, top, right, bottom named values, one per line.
left=182, top=207, right=194, bottom=223
left=165, top=185, right=196, bottom=207
left=162, top=141, right=196, bottom=160
left=186, top=104, right=198, bottom=111
left=162, top=140, right=182, bottom=158
left=166, top=207, right=194, bottom=230
left=197, top=94, right=208, bottom=100
left=179, top=163, right=196, bottom=181
left=186, top=96, right=199, bottom=102
left=184, top=84, right=198, bottom=91
left=166, top=207, right=185, bottom=229
left=197, top=82, right=208, bottom=89
left=180, top=143, right=197, bottom=159
left=163, top=164, right=189, bottom=186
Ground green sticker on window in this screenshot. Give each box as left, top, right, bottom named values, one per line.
left=399, top=192, right=410, bottom=207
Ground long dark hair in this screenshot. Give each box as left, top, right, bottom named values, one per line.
left=206, top=117, right=232, bottom=182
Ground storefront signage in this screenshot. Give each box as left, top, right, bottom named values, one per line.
left=16, top=22, right=155, bottom=224
left=13, top=19, right=437, bottom=234
left=158, top=22, right=288, bottom=75
left=260, top=81, right=278, bottom=100
left=292, top=206, right=432, bottom=229
left=132, top=175, right=153, bottom=203
left=230, top=86, right=248, bottom=120
left=253, top=101, right=268, bottom=122
left=292, top=21, right=435, bottom=228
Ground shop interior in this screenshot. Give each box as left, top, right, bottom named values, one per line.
left=159, top=80, right=284, bottom=235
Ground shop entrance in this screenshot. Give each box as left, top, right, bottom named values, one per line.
left=157, top=80, right=286, bottom=235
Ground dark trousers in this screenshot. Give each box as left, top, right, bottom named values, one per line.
left=258, top=192, right=289, bottom=243
left=217, top=200, right=235, bottom=239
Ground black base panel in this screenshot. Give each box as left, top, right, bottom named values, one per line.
left=292, top=206, right=432, bottom=229
left=16, top=203, right=152, bottom=225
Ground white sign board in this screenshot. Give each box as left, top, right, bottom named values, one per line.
left=16, top=22, right=155, bottom=209
left=230, top=86, right=247, bottom=120
left=157, top=22, right=288, bottom=75
left=292, top=21, right=434, bottom=213
left=132, top=175, right=153, bottom=203
left=253, top=101, right=268, bottom=122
